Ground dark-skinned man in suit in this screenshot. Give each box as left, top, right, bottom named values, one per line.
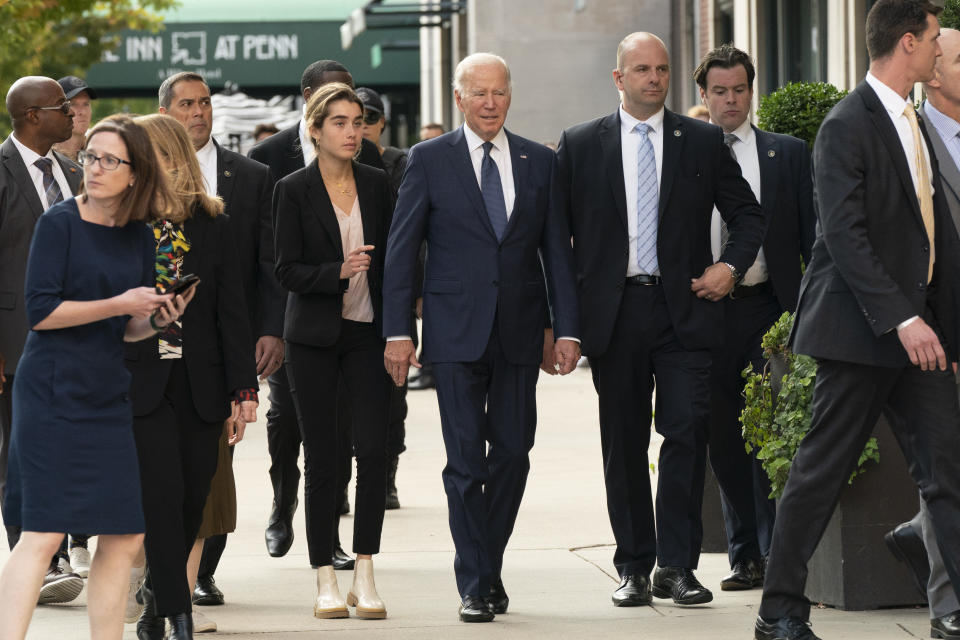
left=0, top=76, right=84, bottom=604
left=553, top=32, right=766, bottom=610
left=756, top=2, right=960, bottom=639
left=693, top=44, right=815, bottom=593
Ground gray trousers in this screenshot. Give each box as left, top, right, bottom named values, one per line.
left=915, top=499, right=960, bottom=618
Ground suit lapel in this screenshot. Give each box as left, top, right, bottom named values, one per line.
left=306, top=163, right=344, bottom=259
left=501, top=130, right=527, bottom=242
left=182, top=213, right=210, bottom=276
left=599, top=113, right=628, bottom=233
left=919, top=104, right=960, bottom=205
left=53, top=151, right=82, bottom=195
left=354, top=163, right=377, bottom=246
left=658, top=109, right=683, bottom=221
left=214, top=140, right=237, bottom=206
left=859, top=83, right=924, bottom=227
left=447, top=127, right=496, bottom=240
left=754, top=126, right=779, bottom=221
left=1, top=137, right=46, bottom=219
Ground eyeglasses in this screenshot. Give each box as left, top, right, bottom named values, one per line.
left=363, top=110, right=383, bottom=125
left=77, top=150, right=132, bottom=171
left=26, top=100, right=72, bottom=116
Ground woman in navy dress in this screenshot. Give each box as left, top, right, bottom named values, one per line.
left=0, top=115, right=192, bottom=640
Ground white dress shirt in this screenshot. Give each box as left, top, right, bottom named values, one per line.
left=710, top=119, right=768, bottom=285
left=462, top=124, right=515, bottom=217
left=865, top=72, right=934, bottom=331
left=865, top=72, right=934, bottom=199
left=620, top=105, right=664, bottom=277
left=11, top=133, right=74, bottom=208
left=196, top=136, right=218, bottom=197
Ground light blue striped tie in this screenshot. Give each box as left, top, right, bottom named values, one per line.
left=635, top=122, right=659, bottom=274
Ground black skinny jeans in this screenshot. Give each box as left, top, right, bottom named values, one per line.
left=285, top=320, right=391, bottom=567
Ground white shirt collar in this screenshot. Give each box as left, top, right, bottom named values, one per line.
left=866, top=71, right=911, bottom=118
left=10, top=132, right=53, bottom=167
left=463, top=123, right=508, bottom=154
left=196, top=136, right=217, bottom=164
left=725, top=118, right=755, bottom=145
left=620, top=105, right=664, bottom=134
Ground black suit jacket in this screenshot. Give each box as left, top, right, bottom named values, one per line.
left=0, top=136, right=82, bottom=373
left=248, top=122, right=385, bottom=182
left=752, top=126, right=816, bottom=313
left=124, top=210, right=257, bottom=422
left=555, top=109, right=766, bottom=356
left=791, top=81, right=960, bottom=367
left=214, top=140, right=285, bottom=341
left=273, top=161, right=393, bottom=347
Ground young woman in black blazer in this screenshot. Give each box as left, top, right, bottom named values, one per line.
left=273, top=83, right=393, bottom=620
left=126, top=114, right=258, bottom=640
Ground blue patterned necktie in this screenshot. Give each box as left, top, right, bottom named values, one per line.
left=635, top=122, right=659, bottom=274
left=34, top=157, right=64, bottom=209
left=481, top=141, right=508, bottom=241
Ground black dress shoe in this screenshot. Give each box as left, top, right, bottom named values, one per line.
left=332, top=545, right=355, bottom=571
left=884, top=521, right=930, bottom=599
left=167, top=612, right=194, bottom=640
left=407, top=370, right=435, bottom=390
left=459, top=595, right=495, bottom=622
left=484, top=578, right=509, bottom=614
left=265, top=497, right=297, bottom=557
left=611, top=574, right=651, bottom=606
left=932, top=610, right=960, bottom=639
left=651, top=566, right=713, bottom=605
left=721, top=556, right=765, bottom=591
left=193, top=575, right=224, bottom=606
left=754, top=616, right=821, bottom=640
left=136, top=584, right=165, bottom=640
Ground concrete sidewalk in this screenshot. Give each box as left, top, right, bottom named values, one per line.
left=3, top=368, right=930, bottom=638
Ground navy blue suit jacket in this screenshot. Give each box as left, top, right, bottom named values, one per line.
left=382, top=126, right=579, bottom=366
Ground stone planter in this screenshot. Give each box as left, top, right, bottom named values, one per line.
left=803, top=414, right=924, bottom=610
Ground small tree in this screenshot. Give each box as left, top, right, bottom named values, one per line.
left=0, top=1, right=176, bottom=138
left=756, top=81, right=847, bottom=152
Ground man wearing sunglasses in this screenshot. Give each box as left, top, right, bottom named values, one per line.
left=0, top=76, right=83, bottom=604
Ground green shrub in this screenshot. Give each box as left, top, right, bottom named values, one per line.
left=757, top=82, right=848, bottom=152
left=943, top=0, right=960, bottom=30
left=740, top=312, right=879, bottom=499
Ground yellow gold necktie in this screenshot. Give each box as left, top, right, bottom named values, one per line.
left=904, top=104, right=935, bottom=283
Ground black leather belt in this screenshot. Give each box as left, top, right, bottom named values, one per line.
left=729, top=280, right=772, bottom=299
left=626, top=274, right=661, bottom=286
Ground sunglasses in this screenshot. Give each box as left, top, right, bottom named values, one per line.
left=27, top=100, right=72, bottom=116
left=77, top=151, right=132, bottom=171
left=363, top=110, right=383, bottom=125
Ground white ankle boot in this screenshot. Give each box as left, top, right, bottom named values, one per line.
left=314, top=565, right=349, bottom=618
left=346, top=557, right=386, bottom=619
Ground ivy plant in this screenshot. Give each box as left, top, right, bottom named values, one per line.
left=740, top=312, right=879, bottom=498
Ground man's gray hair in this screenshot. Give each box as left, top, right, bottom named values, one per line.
left=158, top=72, right=208, bottom=109
left=453, top=53, right=512, bottom=93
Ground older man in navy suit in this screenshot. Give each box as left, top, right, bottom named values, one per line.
left=382, top=53, right=580, bottom=622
